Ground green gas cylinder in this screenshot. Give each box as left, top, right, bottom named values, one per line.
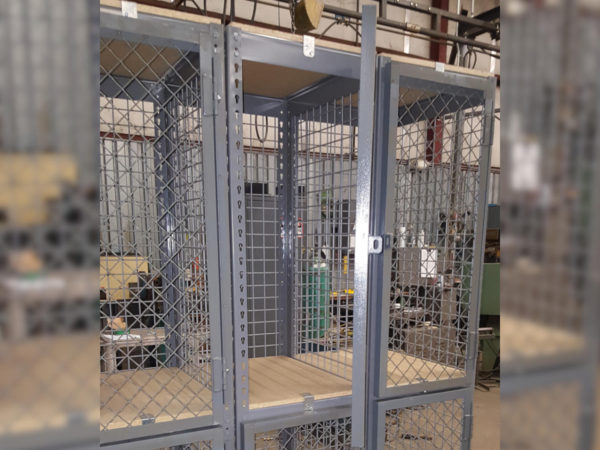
left=303, top=261, right=330, bottom=340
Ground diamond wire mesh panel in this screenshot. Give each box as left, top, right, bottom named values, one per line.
left=293, top=94, right=358, bottom=381
left=501, top=6, right=597, bottom=368
left=99, top=36, right=212, bottom=430
left=254, top=416, right=352, bottom=449
left=0, top=0, right=98, bottom=441
left=502, top=381, right=582, bottom=450
left=384, top=398, right=464, bottom=449
left=387, top=85, right=487, bottom=387
left=243, top=113, right=282, bottom=358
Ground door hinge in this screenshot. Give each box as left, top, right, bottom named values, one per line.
left=368, top=234, right=392, bottom=254
left=467, top=330, right=478, bottom=362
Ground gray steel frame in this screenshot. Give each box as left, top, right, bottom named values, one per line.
left=375, top=388, right=473, bottom=450
left=98, top=10, right=229, bottom=449
left=224, top=13, right=370, bottom=450
left=99, top=8, right=496, bottom=448
left=351, top=5, right=377, bottom=449
left=101, top=426, right=224, bottom=450
left=242, top=406, right=352, bottom=450
left=374, top=62, right=495, bottom=396
left=362, top=56, right=495, bottom=447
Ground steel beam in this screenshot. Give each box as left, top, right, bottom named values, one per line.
left=277, top=104, right=295, bottom=357
left=365, top=55, right=399, bottom=449
left=243, top=93, right=285, bottom=117
left=240, top=31, right=361, bottom=79
left=101, top=426, right=223, bottom=450
left=225, top=26, right=250, bottom=450
left=286, top=76, right=360, bottom=114
left=351, top=5, right=377, bottom=449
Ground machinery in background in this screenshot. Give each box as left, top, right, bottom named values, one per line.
left=478, top=204, right=500, bottom=386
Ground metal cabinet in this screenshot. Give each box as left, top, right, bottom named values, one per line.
left=97, top=5, right=495, bottom=448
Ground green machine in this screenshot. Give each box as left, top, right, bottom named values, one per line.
left=479, top=204, right=500, bottom=373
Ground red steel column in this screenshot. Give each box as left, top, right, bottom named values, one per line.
left=426, top=0, right=449, bottom=164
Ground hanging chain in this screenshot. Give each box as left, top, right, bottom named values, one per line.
left=289, top=0, right=297, bottom=33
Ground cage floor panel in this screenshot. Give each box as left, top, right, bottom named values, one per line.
left=101, top=368, right=212, bottom=430
left=249, top=356, right=352, bottom=409
left=248, top=350, right=465, bottom=409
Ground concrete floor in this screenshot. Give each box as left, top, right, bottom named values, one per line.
left=472, top=384, right=500, bottom=450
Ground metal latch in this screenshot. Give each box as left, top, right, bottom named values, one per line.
left=140, top=413, right=155, bottom=425
left=301, top=393, right=314, bottom=412
left=368, top=234, right=391, bottom=254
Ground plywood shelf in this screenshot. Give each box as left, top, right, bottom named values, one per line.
left=248, top=349, right=464, bottom=410
left=100, top=349, right=464, bottom=430
left=249, top=356, right=352, bottom=409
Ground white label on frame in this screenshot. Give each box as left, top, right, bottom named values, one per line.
left=122, top=1, right=138, bottom=18
left=435, top=62, right=445, bottom=72
left=303, top=35, right=315, bottom=58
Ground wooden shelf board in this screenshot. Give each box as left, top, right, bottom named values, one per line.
left=248, top=356, right=352, bottom=409
left=248, top=349, right=464, bottom=410
left=100, top=0, right=218, bottom=25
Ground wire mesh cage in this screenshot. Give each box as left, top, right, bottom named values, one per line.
left=235, top=87, right=359, bottom=410
left=500, top=4, right=599, bottom=370
left=502, top=375, right=585, bottom=450
left=383, top=397, right=465, bottom=449
left=292, top=94, right=358, bottom=381
left=243, top=113, right=283, bottom=359
left=99, top=27, right=214, bottom=430
left=223, top=19, right=366, bottom=412
left=251, top=416, right=352, bottom=450
left=383, top=72, right=492, bottom=390
left=0, top=0, right=98, bottom=444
